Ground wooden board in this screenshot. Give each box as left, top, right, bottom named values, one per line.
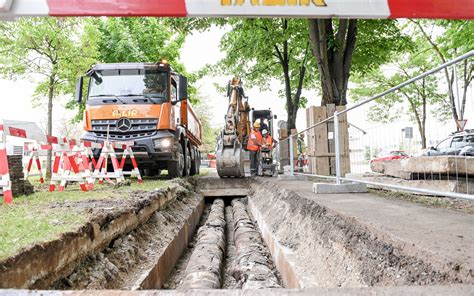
left=304, top=104, right=350, bottom=176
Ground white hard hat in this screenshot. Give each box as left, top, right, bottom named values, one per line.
left=262, top=129, right=268, bottom=135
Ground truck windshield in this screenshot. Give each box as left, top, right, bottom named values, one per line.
left=88, top=69, right=168, bottom=104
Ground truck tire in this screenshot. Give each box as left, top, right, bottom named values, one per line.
left=196, top=150, right=201, bottom=175
left=168, top=145, right=184, bottom=178
left=190, top=147, right=197, bottom=176
left=184, top=145, right=191, bottom=176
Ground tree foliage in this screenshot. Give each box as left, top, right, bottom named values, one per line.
left=194, top=96, right=219, bottom=153
left=91, top=18, right=186, bottom=72
left=0, top=17, right=97, bottom=176
left=352, top=44, right=448, bottom=148
left=66, top=17, right=197, bottom=118
left=410, top=20, right=473, bottom=126
left=308, top=19, right=412, bottom=107
left=206, top=18, right=318, bottom=130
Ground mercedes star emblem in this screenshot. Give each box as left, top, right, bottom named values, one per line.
left=116, top=118, right=132, bottom=132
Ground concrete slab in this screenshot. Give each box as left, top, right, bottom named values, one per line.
left=313, top=182, right=367, bottom=194
left=371, top=156, right=474, bottom=179
left=346, top=173, right=474, bottom=195
left=272, top=179, right=474, bottom=278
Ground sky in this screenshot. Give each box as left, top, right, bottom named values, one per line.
left=0, top=24, right=472, bottom=150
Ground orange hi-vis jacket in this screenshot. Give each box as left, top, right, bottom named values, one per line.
left=263, top=135, right=274, bottom=150
left=247, top=129, right=262, bottom=151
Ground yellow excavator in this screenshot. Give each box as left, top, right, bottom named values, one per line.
left=216, top=78, right=250, bottom=178
left=216, top=78, right=277, bottom=178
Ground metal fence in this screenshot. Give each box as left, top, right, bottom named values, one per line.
left=276, top=50, right=474, bottom=201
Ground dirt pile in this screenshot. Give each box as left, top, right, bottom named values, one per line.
left=54, top=192, right=202, bottom=290
left=249, top=180, right=469, bottom=287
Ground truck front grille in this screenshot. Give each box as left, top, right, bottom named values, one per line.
left=91, top=118, right=158, bottom=140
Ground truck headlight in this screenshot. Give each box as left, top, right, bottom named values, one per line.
left=154, top=138, right=173, bottom=149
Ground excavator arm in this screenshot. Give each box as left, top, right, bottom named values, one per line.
left=216, top=78, right=250, bottom=178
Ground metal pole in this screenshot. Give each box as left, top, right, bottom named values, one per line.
left=334, top=111, right=341, bottom=185
left=289, top=135, right=294, bottom=176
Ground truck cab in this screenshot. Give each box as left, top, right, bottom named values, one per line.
left=76, top=61, right=202, bottom=178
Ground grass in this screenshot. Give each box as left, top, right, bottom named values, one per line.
left=0, top=204, right=87, bottom=260
left=0, top=168, right=210, bottom=260
left=0, top=176, right=170, bottom=260
left=368, top=188, right=474, bottom=214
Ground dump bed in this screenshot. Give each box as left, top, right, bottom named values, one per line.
left=181, top=100, right=202, bottom=147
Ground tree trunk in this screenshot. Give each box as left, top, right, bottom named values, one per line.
left=460, top=59, right=473, bottom=121
left=308, top=18, right=357, bottom=107
left=273, top=19, right=308, bottom=131
left=46, top=75, right=54, bottom=178
left=411, top=21, right=460, bottom=127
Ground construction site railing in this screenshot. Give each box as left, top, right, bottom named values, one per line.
left=275, top=50, right=474, bottom=202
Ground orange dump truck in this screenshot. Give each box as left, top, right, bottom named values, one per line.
left=75, top=61, right=202, bottom=178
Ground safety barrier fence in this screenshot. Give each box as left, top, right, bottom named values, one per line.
left=0, top=124, right=142, bottom=204
left=276, top=50, right=474, bottom=201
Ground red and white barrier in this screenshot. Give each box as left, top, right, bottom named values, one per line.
left=49, top=136, right=90, bottom=192
left=0, top=125, right=143, bottom=197
left=0, top=0, right=472, bottom=19
left=116, top=142, right=143, bottom=183
left=90, top=140, right=125, bottom=185
left=0, top=124, right=13, bottom=204
left=24, top=143, right=47, bottom=183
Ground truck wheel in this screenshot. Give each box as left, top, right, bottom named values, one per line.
left=184, top=146, right=191, bottom=176
left=196, top=150, right=201, bottom=175
left=190, top=147, right=197, bottom=175
left=168, top=145, right=184, bottom=178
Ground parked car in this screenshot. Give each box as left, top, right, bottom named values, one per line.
left=423, top=130, right=474, bottom=156
left=370, top=150, right=409, bottom=163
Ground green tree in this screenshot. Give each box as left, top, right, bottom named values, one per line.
left=92, top=18, right=186, bottom=71
left=208, top=18, right=318, bottom=130
left=352, top=47, right=447, bottom=148
left=194, top=96, right=219, bottom=153
left=410, top=20, right=473, bottom=128
left=0, top=18, right=97, bottom=177
left=308, top=19, right=411, bottom=106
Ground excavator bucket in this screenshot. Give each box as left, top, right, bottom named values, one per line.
left=216, top=142, right=245, bottom=178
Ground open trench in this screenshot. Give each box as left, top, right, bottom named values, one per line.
left=2, top=177, right=471, bottom=294
left=52, top=193, right=281, bottom=291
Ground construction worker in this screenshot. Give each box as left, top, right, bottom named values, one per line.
left=247, top=121, right=262, bottom=177
left=261, top=129, right=277, bottom=150
left=259, top=119, right=269, bottom=133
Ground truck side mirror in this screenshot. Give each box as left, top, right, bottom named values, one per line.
left=178, top=75, right=188, bottom=101
left=274, top=115, right=277, bottom=119
left=75, top=77, right=84, bottom=103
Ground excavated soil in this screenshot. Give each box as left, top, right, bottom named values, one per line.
left=249, top=180, right=471, bottom=287
left=164, top=204, right=213, bottom=289
left=53, top=192, right=202, bottom=290
left=3, top=175, right=471, bottom=293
